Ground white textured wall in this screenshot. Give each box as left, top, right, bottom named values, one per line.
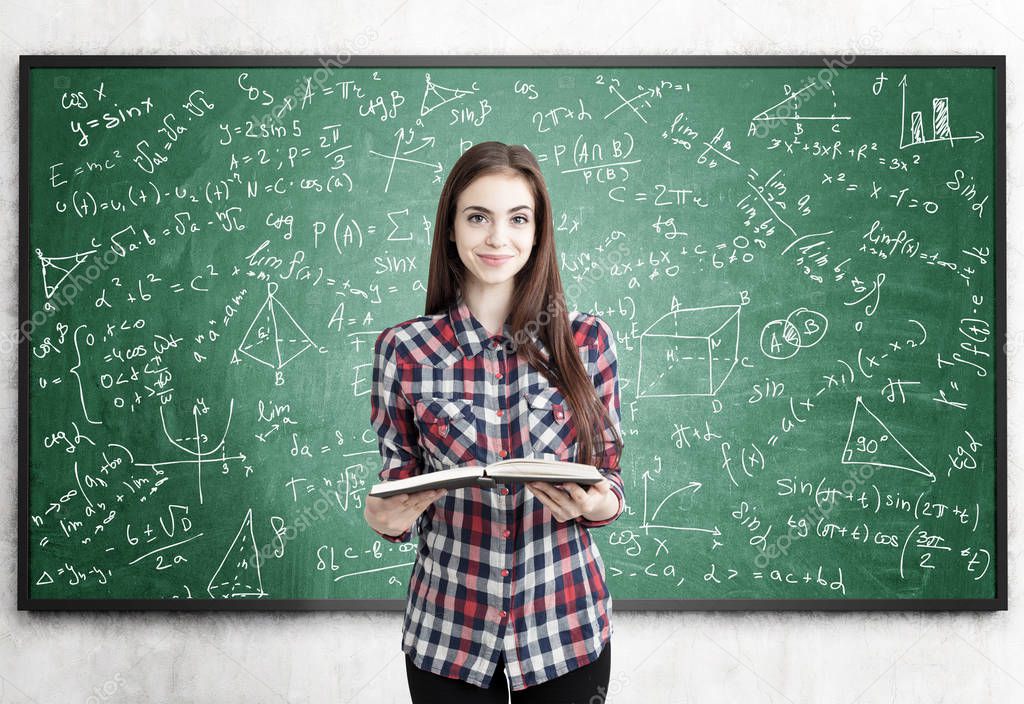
left=1, top=2, right=1021, bottom=702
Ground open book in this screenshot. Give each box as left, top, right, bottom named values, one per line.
left=369, top=457, right=604, bottom=498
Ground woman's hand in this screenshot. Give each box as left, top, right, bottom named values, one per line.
left=364, top=487, right=447, bottom=538
left=525, top=479, right=615, bottom=524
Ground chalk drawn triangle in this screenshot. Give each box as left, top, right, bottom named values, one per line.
left=36, top=247, right=96, bottom=299
left=420, top=72, right=474, bottom=117
left=841, top=396, right=935, bottom=482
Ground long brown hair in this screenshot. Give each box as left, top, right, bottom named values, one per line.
left=424, top=141, right=622, bottom=471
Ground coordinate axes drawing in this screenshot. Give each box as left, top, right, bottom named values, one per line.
left=134, top=397, right=248, bottom=504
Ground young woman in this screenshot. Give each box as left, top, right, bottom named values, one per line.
left=365, top=141, right=625, bottom=703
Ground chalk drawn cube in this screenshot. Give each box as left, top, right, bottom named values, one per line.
left=637, top=305, right=741, bottom=398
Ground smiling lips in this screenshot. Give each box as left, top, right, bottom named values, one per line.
left=478, top=253, right=512, bottom=266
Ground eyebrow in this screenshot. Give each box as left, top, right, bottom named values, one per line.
left=461, top=205, right=533, bottom=214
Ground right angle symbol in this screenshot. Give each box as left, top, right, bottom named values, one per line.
left=841, top=395, right=936, bottom=482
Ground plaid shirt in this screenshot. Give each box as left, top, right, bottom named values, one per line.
left=369, top=294, right=624, bottom=691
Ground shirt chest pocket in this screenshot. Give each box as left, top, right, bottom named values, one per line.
left=525, top=386, right=576, bottom=461
left=414, top=397, right=478, bottom=468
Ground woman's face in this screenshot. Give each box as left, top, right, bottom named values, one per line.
left=449, top=171, right=536, bottom=293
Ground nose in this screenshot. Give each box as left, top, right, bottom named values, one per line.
left=484, top=224, right=511, bottom=247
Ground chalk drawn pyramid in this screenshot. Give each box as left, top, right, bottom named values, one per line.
left=237, top=281, right=318, bottom=370
left=207, top=508, right=267, bottom=598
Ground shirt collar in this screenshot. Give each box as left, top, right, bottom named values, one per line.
left=448, top=293, right=542, bottom=358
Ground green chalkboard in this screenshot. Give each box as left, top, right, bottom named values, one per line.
left=19, top=56, right=1005, bottom=610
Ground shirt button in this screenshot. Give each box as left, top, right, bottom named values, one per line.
left=498, top=609, right=507, bottom=619
left=500, top=487, right=509, bottom=495
left=503, top=529, right=511, bottom=538
left=495, top=372, right=503, bottom=380
left=499, top=449, right=507, bottom=458
left=496, top=409, right=503, bottom=417
left=501, top=569, right=509, bottom=577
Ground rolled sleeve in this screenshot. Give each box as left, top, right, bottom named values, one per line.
left=576, top=316, right=626, bottom=529
left=369, top=327, right=422, bottom=543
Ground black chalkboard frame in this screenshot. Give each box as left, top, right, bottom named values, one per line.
left=18, top=53, right=1006, bottom=612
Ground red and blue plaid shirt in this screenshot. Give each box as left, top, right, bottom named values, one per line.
left=369, top=294, right=625, bottom=691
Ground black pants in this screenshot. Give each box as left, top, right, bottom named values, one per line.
left=406, top=641, right=611, bottom=704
